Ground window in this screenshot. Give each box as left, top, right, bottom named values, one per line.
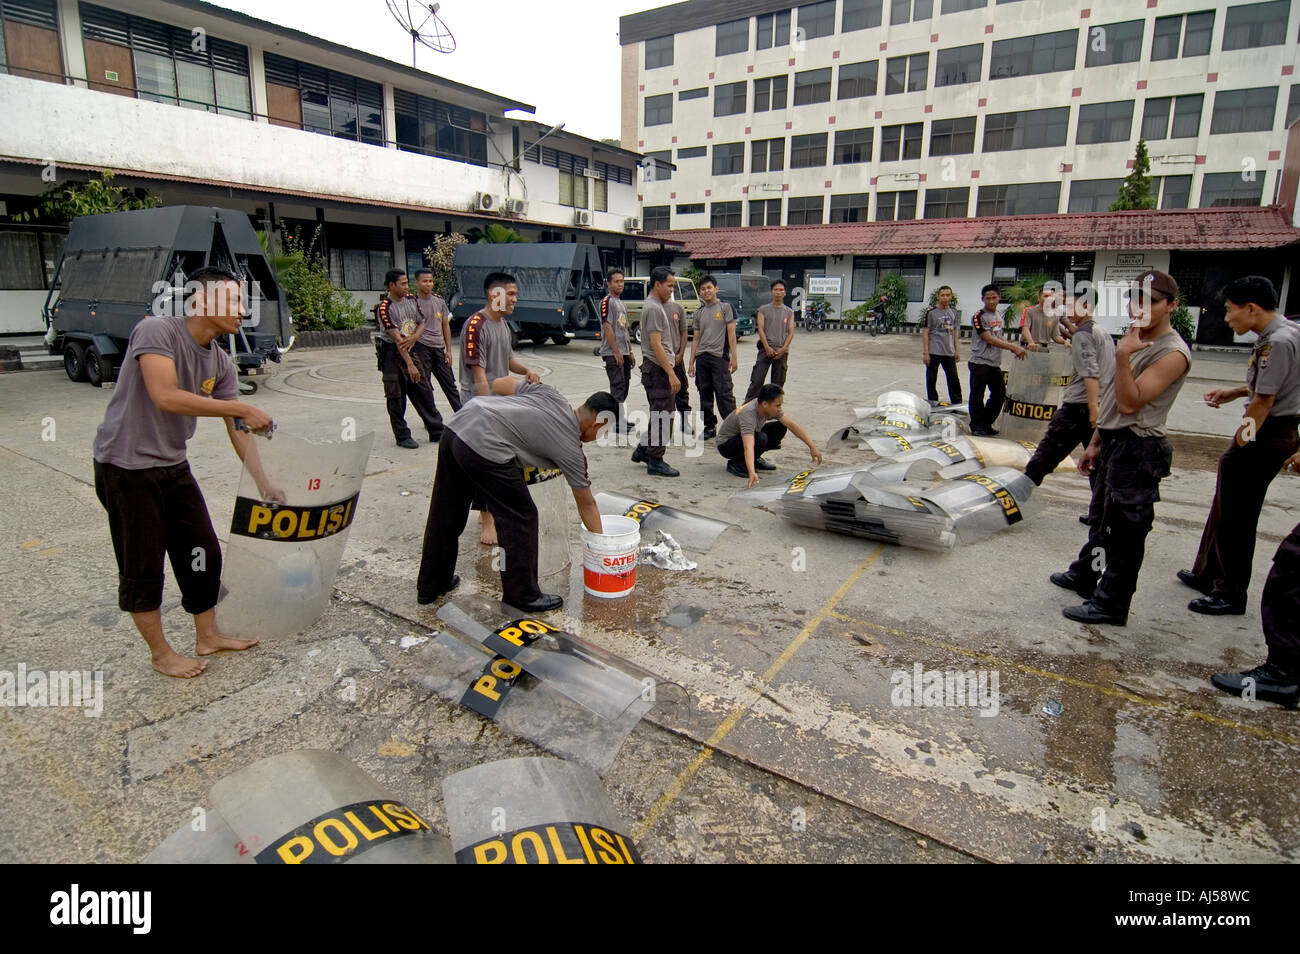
left=643, top=206, right=671, bottom=230
left=593, top=178, right=608, bottom=212
left=843, top=0, right=884, bottom=31
left=716, top=18, right=749, bottom=56
left=929, top=116, right=977, bottom=155
left=794, top=67, right=832, bottom=105
left=751, top=137, right=786, bottom=172
left=839, top=60, right=878, bottom=98
left=1076, top=100, right=1133, bottom=144
left=834, top=127, right=874, bottom=163
left=935, top=43, right=982, bottom=87
left=557, top=154, right=589, bottom=208
left=645, top=34, right=673, bottom=69
left=676, top=203, right=705, bottom=214
left=1223, top=1, right=1290, bottom=50
left=852, top=255, right=925, bottom=299
left=321, top=223, right=393, bottom=291
left=81, top=3, right=253, bottom=118
left=830, top=193, right=870, bottom=222
left=1210, top=87, right=1279, bottom=134
left=677, top=145, right=707, bottom=158
left=975, top=182, right=1060, bottom=215
left=1067, top=178, right=1123, bottom=212
left=880, top=122, right=923, bottom=160
left=757, top=10, right=791, bottom=48
left=791, top=132, right=829, bottom=167
left=712, top=141, right=746, bottom=175
left=890, top=0, right=934, bottom=24
left=941, top=0, right=986, bottom=11
left=924, top=187, right=969, bottom=218
left=983, top=107, right=1070, bottom=151
left=755, top=75, right=789, bottom=111
left=262, top=53, right=381, bottom=142
left=715, top=81, right=746, bottom=116
left=679, top=86, right=708, bottom=100
left=645, top=150, right=672, bottom=181
left=1199, top=171, right=1264, bottom=206
left=395, top=89, right=487, bottom=164
left=1157, top=175, right=1192, bottom=209
left=645, top=93, right=672, bottom=126
left=875, top=191, right=918, bottom=220
left=750, top=199, right=782, bottom=226
left=990, top=29, right=1077, bottom=79
left=0, top=0, right=60, bottom=83
left=1288, top=84, right=1300, bottom=128
left=0, top=229, right=65, bottom=290
left=885, top=52, right=928, bottom=93
left=787, top=196, right=825, bottom=225
left=1084, top=19, right=1143, bottom=67
left=711, top=201, right=742, bottom=227
left=1141, top=94, right=1203, bottom=139
left=1151, top=11, right=1214, bottom=59
left=799, top=0, right=836, bottom=38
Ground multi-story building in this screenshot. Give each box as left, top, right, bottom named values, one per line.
left=0, top=0, right=650, bottom=333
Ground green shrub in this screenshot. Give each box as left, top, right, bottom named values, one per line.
left=871, top=273, right=910, bottom=327
left=424, top=233, right=468, bottom=302
left=275, top=226, right=369, bottom=331
left=1170, top=302, right=1195, bottom=345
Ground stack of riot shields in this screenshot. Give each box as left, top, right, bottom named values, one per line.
left=827, top=390, right=968, bottom=452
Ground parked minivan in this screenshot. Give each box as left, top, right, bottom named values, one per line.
left=621, top=276, right=702, bottom=343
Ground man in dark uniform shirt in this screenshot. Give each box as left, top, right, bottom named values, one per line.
left=375, top=268, right=444, bottom=448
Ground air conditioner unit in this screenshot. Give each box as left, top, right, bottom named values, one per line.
left=624, top=216, right=641, bottom=231
left=475, top=192, right=505, bottom=212
left=574, top=209, right=591, bottom=226
left=506, top=198, right=528, bottom=215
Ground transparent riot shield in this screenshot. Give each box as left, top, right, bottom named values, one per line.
left=774, top=467, right=957, bottom=550
left=593, top=492, right=733, bottom=552
left=997, top=350, right=1073, bottom=443
left=524, top=466, right=573, bottom=583
left=218, top=431, right=374, bottom=640
left=144, top=805, right=250, bottom=864
left=442, top=757, right=642, bottom=864
left=919, top=466, right=1040, bottom=544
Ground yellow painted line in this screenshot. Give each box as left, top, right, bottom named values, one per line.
left=632, top=547, right=884, bottom=841
left=829, top=610, right=1300, bottom=748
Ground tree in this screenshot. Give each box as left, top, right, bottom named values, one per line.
left=423, top=233, right=468, bottom=301
left=464, top=223, right=529, bottom=244
left=600, top=137, right=622, bottom=148
left=1110, top=139, right=1156, bottom=211
left=17, top=170, right=160, bottom=223
left=266, top=225, right=368, bottom=331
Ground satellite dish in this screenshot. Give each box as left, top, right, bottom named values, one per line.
left=387, top=0, right=457, bottom=65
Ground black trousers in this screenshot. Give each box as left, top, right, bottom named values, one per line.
left=94, top=460, right=222, bottom=614
left=695, top=352, right=736, bottom=429
left=1066, top=429, right=1173, bottom=617
left=1191, top=416, right=1300, bottom=604
left=379, top=339, right=443, bottom=441
left=603, top=354, right=633, bottom=428
left=673, top=361, right=692, bottom=415
left=1025, top=401, right=1095, bottom=486
left=718, top=420, right=787, bottom=464
left=745, top=345, right=788, bottom=402
left=967, top=362, right=1006, bottom=432
left=925, top=354, right=962, bottom=403
left=415, top=342, right=462, bottom=413
left=417, top=431, right=542, bottom=607
left=1263, top=523, right=1300, bottom=674
left=636, top=362, right=675, bottom=459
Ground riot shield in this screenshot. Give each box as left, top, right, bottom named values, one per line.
left=524, top=466, right=573, bottom=582
left=919, top=466, right=1040, bottom=545
left=442, top=757, right=641, bottom=864
left=997, top=350, right=1073, bottom=443
left=593, top=492, right=733, bottom=552
left=775, top=467, right=957, bottom=550
left=218, top=430, right=374, bottom=640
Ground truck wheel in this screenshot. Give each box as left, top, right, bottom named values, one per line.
left=85, top=346, right=108, bottom=386
left=530, top=333, right=549, bottom=346
left=64, top=342, right=88, bottom=382
left=631, top=323, right=641, bottom=345
left=239, top=379, right=259, bottom=395
left=550, top=335, right=571, bottom=346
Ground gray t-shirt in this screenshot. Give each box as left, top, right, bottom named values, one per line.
left=925, top=307, right=958, bottom=357
left=1248, top=315, right=1300, bottom=417
left=667, top=300, right=688, bottom=363
left=1060, top=319, right=1116, bottom=406
left=693, top=301, right=735, bottom=357
left=415, top=294, right=449, bottom=349
left=377, top=294, right=421, bottom=338
left=1021, top=304, right=1059, bottom=347
left=93, top=316, right=237, bottom=469
left=458, top=312, right=513, bottom=404
left=447, top=381, right=591, bottom=490
left=598, top=294, right=630, bottom=357
left=1097, top=329, right=1191, bottom=436
left=639, top=296, right=679, bottom=369
left=716, top=399, right=783, bottom=444
left=758, top=303, right=794, bottom=347
left=969, top=307, right=1007, bottom=367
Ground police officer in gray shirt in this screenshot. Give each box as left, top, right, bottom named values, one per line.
left=968, top=284, right=1028, bottom=435
left=921, top=285, right=962, bottom=404
left=689, top=274, right=738, bottom=440
left=630, top=266, right=681, bottom=477
left=598, top=269, right=635, bottom=433
left=744, top=280, right=796, bottom=403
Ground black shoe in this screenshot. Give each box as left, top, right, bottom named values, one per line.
left=970, top=427, right=991, bottom=437
left=1063, top=601, right=1127, bottom=626
left=985, top=427, right=999, bottom=436
left=1050, top=571, right=1094, bottom=599
left=417, top=575, right=460, bottom=605
left=754, top=457, right=777, bottom=471
left=726, top=460, right=748, bottom=478
left=646, top=458, right=680, bottom=477
left=1210, top=663, right=1300, bottom=708
left=397, top=437, right=419, bottom=449
left=1188, top=595, right=1246, bottom=616
left=631, top=444, right=648, bottom=464
left=701, top=426, right=717, bottom=441
left=1176, top=569, right=1212, bottom=595
left=517, top=593, right=563, bottom=613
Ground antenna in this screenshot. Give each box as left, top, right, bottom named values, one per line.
left=386, top=1, right=457, bottom=66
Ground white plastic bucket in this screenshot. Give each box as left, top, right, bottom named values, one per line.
left=581, top=515, right=641, bottom=599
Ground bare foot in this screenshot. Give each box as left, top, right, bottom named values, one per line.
left=196, top=632, right=260, bottom=656
left=153, top=650, right=209, bottom=678
left=479, top=512, right=498, bottom=547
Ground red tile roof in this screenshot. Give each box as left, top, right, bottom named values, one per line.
left=646, top=206, right=1300, bottom=258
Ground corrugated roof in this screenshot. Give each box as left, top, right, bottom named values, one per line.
left=648, top=207, right=1300, bottom=258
